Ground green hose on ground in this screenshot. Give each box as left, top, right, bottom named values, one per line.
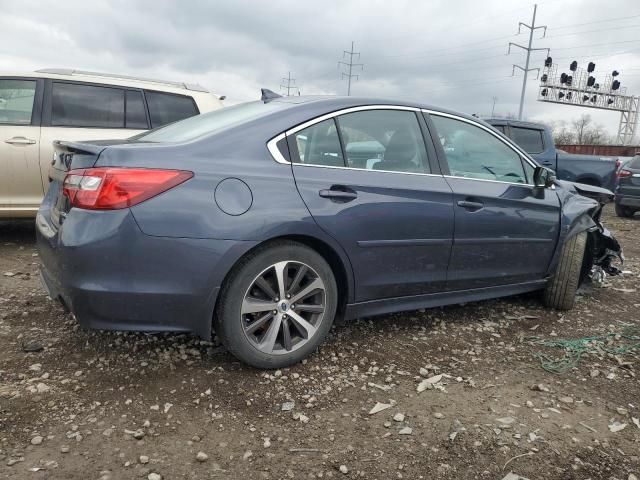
left=526, top=324, right=640, bottom=374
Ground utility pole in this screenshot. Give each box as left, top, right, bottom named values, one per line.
left=280, top=72, right=300, bottom=96
left=491, top=96, right=498, bottom=117
left=508, top=4, right=548, bottom=120
left=339, top=41, right=363, bottom=96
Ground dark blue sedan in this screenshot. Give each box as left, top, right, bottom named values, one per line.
left=36, top=93, right=622, bottom=368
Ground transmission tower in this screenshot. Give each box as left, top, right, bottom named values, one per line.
left=508, top=4, right=548, bottom=120
left=280, top=72, right=300, bottom=96
left=339, top=41, right=363, bottom=96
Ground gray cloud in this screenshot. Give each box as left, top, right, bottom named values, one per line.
left=2, top=0, right=639, bottom=138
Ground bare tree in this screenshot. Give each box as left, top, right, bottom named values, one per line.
left=564, top=114, right=611, bottom=145
left=547, top=120, right=575, bottom=145
left=572, top=114, right=592, bottom=144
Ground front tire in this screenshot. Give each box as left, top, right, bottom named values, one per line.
left=543, top=231, right=587, bottom=310
left=214, top=241, right=337, bottom=369
left=615, top=203, right=635, bottom=218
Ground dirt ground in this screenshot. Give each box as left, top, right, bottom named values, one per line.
left=0, top=205, right=638, bottom=480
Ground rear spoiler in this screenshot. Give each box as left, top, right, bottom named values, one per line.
left=53, top=140, right=110, bottom=156
left=52, top=141, right=110, bottom=172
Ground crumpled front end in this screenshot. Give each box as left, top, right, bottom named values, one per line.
left=557, top=181, right=624, bottom=283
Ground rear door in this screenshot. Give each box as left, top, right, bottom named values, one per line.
left=40, top=81, right=149, bottom=195
left=287, top=106, right=454, bottom=302
left=426, top=112, right=561, bottom=290
left=0, top=77, right=44, bottom=213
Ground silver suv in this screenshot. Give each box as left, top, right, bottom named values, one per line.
left=0, top=68, right=224, bottom=218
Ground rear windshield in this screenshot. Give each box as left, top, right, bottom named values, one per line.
left=135, top=101, right=284, bottom=143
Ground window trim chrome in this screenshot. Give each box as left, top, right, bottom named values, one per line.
left=422, top=109, right=539, bottom=171
left=288, top=162, right=444, bottom=178
left=266, top=104, right=542, bottom=187
left=267, top=132, right=288, bottom=164
left=266, top=105, right=423, bottom=170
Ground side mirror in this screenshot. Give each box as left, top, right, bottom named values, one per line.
left=533, top=166, right=556, bottom=188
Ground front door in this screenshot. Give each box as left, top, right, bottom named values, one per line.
left=0, top=78, right=43, bottom=214
left=289, top=107, right=454, bottom=302
left=427, top=113, right=561, bottom=290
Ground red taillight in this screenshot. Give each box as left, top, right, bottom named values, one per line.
left=618, top=169, right=632, bottom=178
left=63, top=167, right=193, bottom=210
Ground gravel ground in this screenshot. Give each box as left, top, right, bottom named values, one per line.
left=1, top=205, right=638, bottom=480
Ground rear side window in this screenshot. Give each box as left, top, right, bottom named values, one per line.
left=510, top=126, right=545, bottom=154
left=292, top=119, right=344, bottom=167
left=337, top=110, right=430, bottom=173
left=125, top=90, right=148, bottom=129
left=145, top=91, right=198, bottom=128
left=52, top=82, right=124, bottom=128
left=0, top=79, right=37, bottom=124
left=629, top=156, right=640, bottom=169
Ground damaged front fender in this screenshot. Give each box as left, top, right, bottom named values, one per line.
left=549, top=180, right=623, bottom=282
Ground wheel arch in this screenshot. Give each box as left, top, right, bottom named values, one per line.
left=211, top=233, right=354, bottom=334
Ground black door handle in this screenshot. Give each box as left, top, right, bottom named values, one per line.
left=319, top=188, right=357, bottom=201
left=457, top=200, right=484, bottom=210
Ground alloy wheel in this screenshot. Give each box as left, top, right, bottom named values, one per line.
left=241, top=261, right=326, bottom=355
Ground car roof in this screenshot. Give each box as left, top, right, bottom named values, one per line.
left=266, top=95, right=483, bottom=123
left=0, top=69, right=221, bottom=98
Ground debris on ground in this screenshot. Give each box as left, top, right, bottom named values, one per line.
left=0, top=208, right=638, bottom=479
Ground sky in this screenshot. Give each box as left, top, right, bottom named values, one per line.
left=2, top=0, right=639, bottom=140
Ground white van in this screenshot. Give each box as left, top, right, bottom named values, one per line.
left=0, top=69, right=224, bottom=218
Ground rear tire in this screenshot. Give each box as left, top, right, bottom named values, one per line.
left=543, top=231, right=587, bottom=310
left=214, top=241, right=337, bottom=369
left=615, top=203, right=634, bottom=218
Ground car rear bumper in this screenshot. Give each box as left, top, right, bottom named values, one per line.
left=615, top=193, right=640, bottom=208
left=36, top=206, right=256, bottom=338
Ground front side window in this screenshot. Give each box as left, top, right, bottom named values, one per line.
left=338, top=110, right=430, bottom=173
left=511, top=126, right=545, bottom=154
left=292, top=119, right=344, bottom=167
left=145, top=91, right=198, bottom=128
left=0, top=79, right=36, bottom=125
left=431, top=115, right=527, bottom=184
left=52, top=82, right=124, bottom=128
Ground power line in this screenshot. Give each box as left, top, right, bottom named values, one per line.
left=546, top=24, right=640, bottom=39
left=338, top=41, right=363, bottom=96
left=377, top=3, right=535, bottom=42
left=551, top=13, right=640, bottom=30
left=509, top=3, right=549, bottom=120
left=377, top=33, right=522, bottom=59
left=280, top=71, right=300, bottom=96
left=551, top=39, right=640, bottom=51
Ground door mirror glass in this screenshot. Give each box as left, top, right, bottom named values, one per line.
left=533, top=166, right=556, bottom=188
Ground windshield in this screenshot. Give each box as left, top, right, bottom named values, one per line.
left=135, top=101, right=285, bottom=143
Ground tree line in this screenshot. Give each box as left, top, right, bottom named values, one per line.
left=545, top=114, right=610, bottom=145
